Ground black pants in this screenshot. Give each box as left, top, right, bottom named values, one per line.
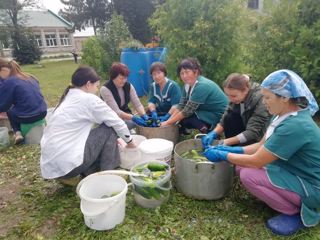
left=6, top=110, right=47, bottom=133
left=180, top=114, right=210, bottom=133
left=223, top=111, right=255, bottom=146
left=62, top=124, right=120, bottom=178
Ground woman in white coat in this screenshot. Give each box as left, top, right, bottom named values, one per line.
left=40, top=66, right=135, bottom=182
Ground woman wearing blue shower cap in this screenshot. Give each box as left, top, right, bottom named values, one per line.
left=203, top=69, right=320, bottom=236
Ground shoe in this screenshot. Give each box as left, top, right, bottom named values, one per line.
left=14, top=131, right=24, bottom=145
left=266, top=214, right=305, bottom=236
left=130, top=128, right=137, bottom=134
left=57, top=176, right=81, bottom=187
left=179, top=128, right=192, bottom=135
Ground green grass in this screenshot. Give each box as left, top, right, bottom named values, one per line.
left=0, top=60, right=320, bottom=239
left=23, top=60, right=79, bottom=107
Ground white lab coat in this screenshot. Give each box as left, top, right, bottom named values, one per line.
left=40, top=88, right=131, bottom=179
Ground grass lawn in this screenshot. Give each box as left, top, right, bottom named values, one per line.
left=1, top=60, right=320, bottom=239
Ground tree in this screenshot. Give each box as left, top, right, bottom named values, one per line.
left=59, top=0, right=113, bottom=35
left=112, top=0, right=157, bottom=44
left=12, top=30, right=42, bottom=64
left=0, top=0, right=42, bottom=63
left=82, top=13, right=137, bottom=79
left=149, top=0, right=250, bottom=84
left=247, top=0, right=320, bottom=102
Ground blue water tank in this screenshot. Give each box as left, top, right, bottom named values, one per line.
left=120, top=47, right=167, bottom=97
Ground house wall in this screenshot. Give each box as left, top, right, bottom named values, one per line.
left=74, top=36, right=89, bottom=51
left=32, top=27, right=74, bottom=54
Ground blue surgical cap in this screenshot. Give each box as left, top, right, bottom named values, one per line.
left=261, top=69, right=319, bottom=115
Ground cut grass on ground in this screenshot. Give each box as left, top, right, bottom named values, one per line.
left=0, top=60, right=319, bottom=239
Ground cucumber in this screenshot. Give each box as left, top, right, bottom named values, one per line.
left=147, top=163, right=168, bottom=172
left=134, top=185, right=152, bottom=199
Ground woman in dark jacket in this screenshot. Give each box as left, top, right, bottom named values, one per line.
left=0, top=58, right=47, bottom=144
left=202, top=73, right=271, bottom=147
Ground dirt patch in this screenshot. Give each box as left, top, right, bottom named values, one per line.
left=35, top=218, right=58, bottom=238
left=0, top=179, right=22, bottom=237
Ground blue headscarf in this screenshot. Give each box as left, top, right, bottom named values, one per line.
left=261, top=69, right=319, bottom=115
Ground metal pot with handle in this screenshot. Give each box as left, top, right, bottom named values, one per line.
left=173, top=136, right=234, bottom=200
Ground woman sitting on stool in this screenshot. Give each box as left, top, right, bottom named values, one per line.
left=0, top=58, right=47, bottom=144
left=40, top=66, right=135, bottom=183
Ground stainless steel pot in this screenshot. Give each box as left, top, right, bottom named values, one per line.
left=136, top=124, right=179, bottom=145
left=174, top=139, right=234, bottom=200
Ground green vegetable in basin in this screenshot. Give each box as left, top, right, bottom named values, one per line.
left=147, top=163, right=168, bottom=171
left=180, top=149, right=207, bottom=162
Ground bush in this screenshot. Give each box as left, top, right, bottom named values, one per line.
left=81, top=37, right=106, bottom=78
left=149, top=0, right=250, bottom=84
left=247, top=0, right=320, bottom=102
left=12, top=30, right=42, bottom=64
left=81, top=13, right=139, bottom=79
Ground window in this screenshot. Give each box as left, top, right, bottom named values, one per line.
left=34, top=35, right=42, bottom=47
left=248, top=0, right=259, bottom=9
left=60, top=34, right=71, bottom=46
left=45, top=34, right=57, bottom=47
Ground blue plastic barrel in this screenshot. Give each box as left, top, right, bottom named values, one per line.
left=120, top=47, right=167, bottom=97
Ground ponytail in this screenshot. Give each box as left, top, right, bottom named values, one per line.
left=54, top=85, right=75, bottom=112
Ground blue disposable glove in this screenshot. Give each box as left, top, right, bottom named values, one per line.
left=212, top=145, right=244, bottom=154
left=151, top=110, right=159, bottom=127
left=151, top=111, right=158, bottom=121
left=142, top=114, right=150, bottom=121
left=201, top=131, right=218, bottom=149
left=132, top=115, right=147, bottom=126
left=159, top=113, right=171, bottom=122
left=203, top=148, right=228, bottom=162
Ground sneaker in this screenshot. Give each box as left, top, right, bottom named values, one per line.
left=14, top=131, right=24, bottom=145
left=266, top=214, right=305, bottom=236
left=57, top=176, right=81, bottom=187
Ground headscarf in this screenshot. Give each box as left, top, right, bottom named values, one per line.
left=261, top=69, right=319, bottom=115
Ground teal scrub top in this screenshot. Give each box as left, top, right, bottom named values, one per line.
left=179, top=75, right=228, bottom=126
left=148, top=78, right=181, bottom=113
left=264, top=109, right=320, bottom=226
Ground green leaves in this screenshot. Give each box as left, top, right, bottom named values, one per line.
left=149, top=0, right=249, bottom=84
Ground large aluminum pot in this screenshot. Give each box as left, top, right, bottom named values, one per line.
left=174, top=139, right=234, bottom=200
left=136, top=124, right=179, bottom=145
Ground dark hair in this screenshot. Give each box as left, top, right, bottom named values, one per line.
left=223, top=73, right=250, bottom=91
left=150, top=62, right=167, bottom=76
left=55, top=66, right=100, bottom=111
left=109, top=62, right=130, bottom=81
left=177, top=57, right=202, bottom=76
left=275, top=95, right=309, bottom=109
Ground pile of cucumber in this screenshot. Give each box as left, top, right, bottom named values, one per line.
left=179, top=149, right=207, bottom=162
left=131, top=163, right=170, bottom=200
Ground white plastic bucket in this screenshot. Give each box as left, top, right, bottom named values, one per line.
left=77, top=174, right=128, bottom=231
left=118, top=135, right=147, bottom=169
left=0, top=127, right=9, bottom=149
left=138, top=138, right=174, bottom=165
